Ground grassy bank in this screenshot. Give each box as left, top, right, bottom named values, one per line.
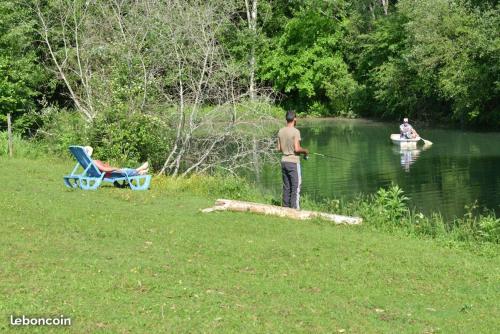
left=0, top=156, right=499, bottom=333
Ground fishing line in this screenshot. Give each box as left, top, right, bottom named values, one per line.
left=310, top=152, right=349, bottom=162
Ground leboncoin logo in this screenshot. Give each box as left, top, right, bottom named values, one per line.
left=10, top=315, right=72, bottom=326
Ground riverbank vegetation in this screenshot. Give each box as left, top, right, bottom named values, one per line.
left=1, top=156, right=499, bottom=332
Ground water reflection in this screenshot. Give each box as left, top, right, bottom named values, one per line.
left=394, top=144, right=431, bottom=172
left=397, top=147, right=420, bottom=172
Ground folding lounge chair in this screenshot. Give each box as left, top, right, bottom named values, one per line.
left=63, top=146, right=151, bottom=191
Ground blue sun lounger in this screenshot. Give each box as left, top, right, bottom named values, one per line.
left=63, top=146, right=151, bottom=190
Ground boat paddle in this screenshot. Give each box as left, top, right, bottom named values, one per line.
left=420, top=137, right=433, bottom=146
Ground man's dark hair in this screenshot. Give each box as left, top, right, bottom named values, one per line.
left=286, top=110, right=296, bottom=123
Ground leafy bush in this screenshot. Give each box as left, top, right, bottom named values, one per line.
left=37, top=107, right=88, bottom=155
left=38, top=106, right=173, bottom=169
left=476, top=216, right=500, bottom=244
left=260, top=5, right=359, bottom=116
left=337, top=185, right=412, bottom=231
left=87, top=112, right=172, bottom=169
left=373, top=185, right=410, bottom=222
left=450, top=202, right=500, bottom=244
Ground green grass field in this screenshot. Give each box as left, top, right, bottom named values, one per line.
left=0, top=157, right=499, bottom=333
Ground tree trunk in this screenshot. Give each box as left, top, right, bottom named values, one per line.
left=381, top=0, right=388, bottom=16
left=35, top=2, right=93, bottom=122
left=368, top=3, right=376, bottom=20
left=249, top=46, right=256, bottom=100
left=245, top=0, right=257, bottom=100
left=202, top=199, right=363, bottom=225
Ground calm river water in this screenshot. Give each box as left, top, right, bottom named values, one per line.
left=260, top=118, right=500, bottom=218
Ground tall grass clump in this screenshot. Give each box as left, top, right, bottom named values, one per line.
left=321, top=185, right=500, bottom=246
left=0, top=132, right=47, bottom=158
left=449, top=202, right=500, bottom=244
left=153, top=173, right=264, bottom=202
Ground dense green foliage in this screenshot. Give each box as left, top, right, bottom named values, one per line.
left=1, top=157, right=499, bottom=332
left=259, top=1, right=359, bottom=115
left=0, top=0, right=498, bottom=164
left=0, top=1, right=54, bottom=133
left=361, top=0, right=499, bottom=125
left=255, top=0, right=499, bottom=124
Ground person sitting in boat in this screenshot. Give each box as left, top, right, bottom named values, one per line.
left=400, top=118, right=419, bottom=139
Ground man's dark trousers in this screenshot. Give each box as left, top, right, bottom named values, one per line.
left=281, top=161, right=301, bottom=209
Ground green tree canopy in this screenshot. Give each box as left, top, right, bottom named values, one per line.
left=260, top=1, right=358, bottom=115
left=0, top=1, right=52, bottom=132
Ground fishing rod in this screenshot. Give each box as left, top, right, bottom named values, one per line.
left=305, top=152, right=349, bottom=162
left=274, top=151, right=349, bottom=162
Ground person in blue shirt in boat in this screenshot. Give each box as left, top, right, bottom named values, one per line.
left=400, top=117, right=419, bottom=139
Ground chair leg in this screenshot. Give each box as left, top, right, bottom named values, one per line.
left=64, top=177, right=80, bottom=189
left=113, top=180, right=129, bottom=188
left=128, top=175, right=151, bottom=191
left=79, top=177, right=103, bottom=190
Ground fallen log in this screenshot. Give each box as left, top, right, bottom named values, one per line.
left=201, top=199, right=362, bottom=225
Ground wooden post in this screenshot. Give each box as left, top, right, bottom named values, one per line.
left=7, top=113, right=13, bottom=158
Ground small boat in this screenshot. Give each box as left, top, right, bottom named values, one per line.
left=390, top=134, right=420, bottom=146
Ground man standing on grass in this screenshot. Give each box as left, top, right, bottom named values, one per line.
left=277, top=110, right=309, bottom=209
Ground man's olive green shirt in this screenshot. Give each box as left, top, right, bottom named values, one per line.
left=278, top=126, right=301, bottom=163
